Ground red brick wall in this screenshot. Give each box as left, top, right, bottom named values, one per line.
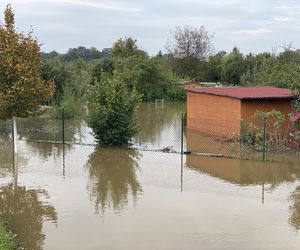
left=187, top=92, right=241, bottom=136
left=241, top=100, right=292, bottom=133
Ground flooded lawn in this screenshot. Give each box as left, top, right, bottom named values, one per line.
left=0, top=103, right=300, bottom=250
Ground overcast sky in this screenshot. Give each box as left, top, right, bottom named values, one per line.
left=0, top=0, right=299, bottom=55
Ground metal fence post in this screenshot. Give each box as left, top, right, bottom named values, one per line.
left=181, top=113, right=184, bottom=192
left=181, top=113, right=184, bottom=156
left=62, top=108, right=65, bottom=144
left=262, top=114, right=267, bottom=161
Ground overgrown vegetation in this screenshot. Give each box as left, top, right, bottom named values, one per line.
left=241, top=110, right=296, bottom=151
left=87, top=77, right=141, bottom=146
left=0, top=222, right=14, bottom=250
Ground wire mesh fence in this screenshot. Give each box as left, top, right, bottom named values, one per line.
left=186, top=116, right=300, bottom=164
left=0, top=106, right=300, bottom=165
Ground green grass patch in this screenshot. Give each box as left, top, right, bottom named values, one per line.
left=0, top=222, right=15, bottom=250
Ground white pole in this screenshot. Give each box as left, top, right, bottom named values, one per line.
left=13, top=152, right=18, bottom=189
left=12, top=116, right=18, bottom=155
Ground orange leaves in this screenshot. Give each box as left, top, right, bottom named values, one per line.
left=0, top=5, right=55, bottom=119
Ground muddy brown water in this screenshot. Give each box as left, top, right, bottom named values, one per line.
left=0, top=102, right=300, bottom=250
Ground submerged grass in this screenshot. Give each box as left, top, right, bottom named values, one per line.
left=0, top=222, right=15, bottom=250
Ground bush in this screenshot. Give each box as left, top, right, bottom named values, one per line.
left=48, top=85, right=84, bottom=119
left=0, top=222, right=14, bottom=250
left=87, top=77, right=141, bottom=146
left=167, top=84, right=186, bottom=101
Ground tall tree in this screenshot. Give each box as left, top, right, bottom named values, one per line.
left=166, top=25, right=214, bottom=78
left=0, top=5, right=55, bottom=152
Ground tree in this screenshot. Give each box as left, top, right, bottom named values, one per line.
left=166, top=25, right=214, bottom=78
left=87, top=76, right=141, bottom=146
left=0, top=5, right=55, bottom=152
left=112, top=37, right=146, bottom=58
left=92, top=37, right=175, bottom=102
left=221, top=48, right=246, bottom=85
left=40, top=58, right=69, bottom=103
left=114, top=54, right=175, bottom=101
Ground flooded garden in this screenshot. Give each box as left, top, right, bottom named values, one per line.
left=1, top=102, right=300, bottom=249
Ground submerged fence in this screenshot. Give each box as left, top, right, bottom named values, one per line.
left=0, top=108, right=300, bottom=165
left=186, top=115, right=300, bottom=164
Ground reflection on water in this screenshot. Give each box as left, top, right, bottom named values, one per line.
left=0, top=184, right=57, bottom=250
left=2, top=103, right=300, bottom=249
left=16, top=118, right=86, bottom=160
left=289, top=186, right=300, bottom=231
left=17, top=117, right=84, bottom=143
left=186, top=155, right=300, bottom=187
left=135, top=102, right=185, bottom=150
left=0, top=135, right=13, bottom=177
left=85, top=148, right=142, bottom=214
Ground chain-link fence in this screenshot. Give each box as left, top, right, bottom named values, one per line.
left=1, top=107, right=300, bottom=165
left=186, top=116, right=300, bottom=164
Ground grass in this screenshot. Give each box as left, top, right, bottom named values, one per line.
left=0, top=222, right=15, bottom=250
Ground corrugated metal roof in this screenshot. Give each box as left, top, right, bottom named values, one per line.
left=186, top=86, right=296, bottom=100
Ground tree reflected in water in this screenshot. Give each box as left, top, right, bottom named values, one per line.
left=0, top=135, right=13, bottom=177
left=86, top=148, right=142, bottom=214
left=0, top=183, right=57, bottom=250
left=17, top=117, right=84, bottom=160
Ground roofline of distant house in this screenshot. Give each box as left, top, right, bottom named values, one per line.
left=176, top=81, right=220, bottom=85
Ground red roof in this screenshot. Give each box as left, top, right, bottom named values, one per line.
left=186, top=86, right=296, bottom=100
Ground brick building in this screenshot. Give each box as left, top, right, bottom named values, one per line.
left=186, top=86, right=296, bottom=136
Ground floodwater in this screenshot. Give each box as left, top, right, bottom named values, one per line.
left=0, top=102, right=300, bottom=250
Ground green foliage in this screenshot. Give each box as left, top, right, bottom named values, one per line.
left=166, top=84, right=186, bottom=101
left=64, top=59, right=91, bottom=99
left=253, top=63, right=300, bottom=90
left=221, top=48, right=246, bottom=85
left=41, top=58, right=70, bottom=103
left=62, top=46, right=106, bottom=62
left=114, top=54, right=175, bottom=101
left=87, top=77, right=141, bottom=146
left=49, top=85, right=84, bottom=119
left=112, top=37, right=146, bottom=58
left=91, top=57, right=115, bottom=85
left=241, top=110, right=287, bottom=150
left=199, top=51, right=225, bottom=82
left=0, top=222, right=14, bottom=250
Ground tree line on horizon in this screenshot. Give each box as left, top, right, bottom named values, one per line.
left=40, top=27, right=300, bottom=110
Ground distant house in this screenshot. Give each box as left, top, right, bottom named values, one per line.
left=177, top=80, right=221, bottom=89
left=186, top=86, right=296, bottom=136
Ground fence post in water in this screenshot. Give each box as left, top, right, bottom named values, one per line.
left=62, top=108, right=65, bottom=144
left=12, top=116, right=18, bottom=155
left=181, top=113, right=184, bottom=156
left=262, top=114, right=267, bottom=161
left=180, top=113, right=184, bottom=191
